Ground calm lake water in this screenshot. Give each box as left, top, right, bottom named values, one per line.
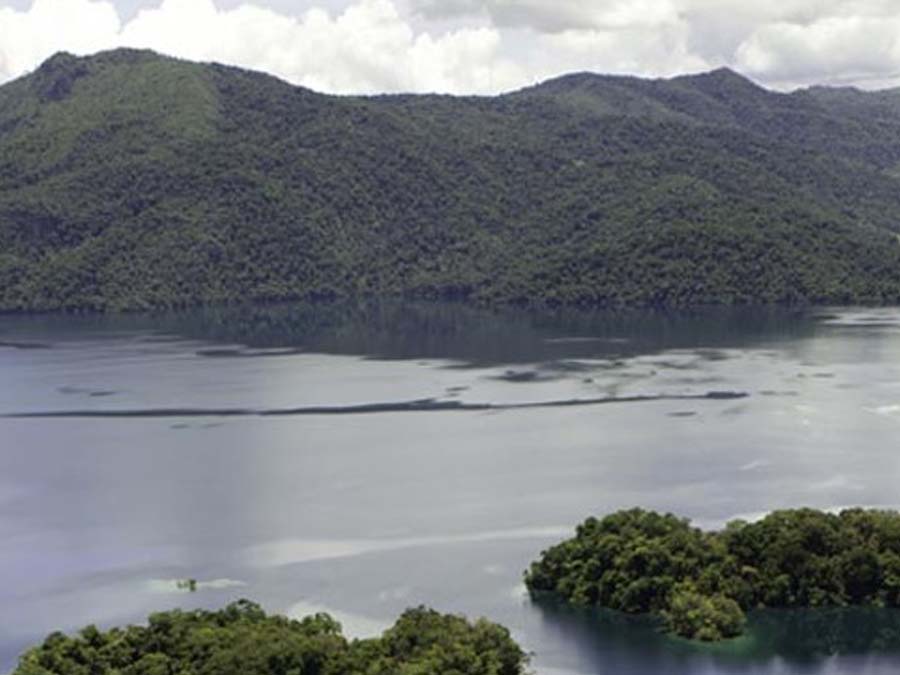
left=2, top=302, right=900, bottom=674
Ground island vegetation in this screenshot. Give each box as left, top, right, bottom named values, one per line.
left=525, top=508, right=900, bottom=641
left=4, top=50, right=900, bottom=312
left=13, top=600, right=529, bottom=675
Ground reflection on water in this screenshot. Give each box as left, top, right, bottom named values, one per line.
left=744, top=608, right=900, bottom=662
left=1, top=302, right=900, bottom=674
left=534, top=598, right=900, bottom=671
left=0, top=301, right=821, bottom=365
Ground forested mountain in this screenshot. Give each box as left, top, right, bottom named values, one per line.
left=2, top=49, right=900, bottom=311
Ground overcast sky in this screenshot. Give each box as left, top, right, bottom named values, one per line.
left=3, top=0, right=900, bottom=94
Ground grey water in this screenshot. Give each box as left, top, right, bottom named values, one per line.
left=2, top=302, right=900, bottom=674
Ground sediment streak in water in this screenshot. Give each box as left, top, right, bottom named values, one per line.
left=2, top=391, right=747, bottom=418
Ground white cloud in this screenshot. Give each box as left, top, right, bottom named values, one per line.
left=0, top=0, right=120, bottom=78
left=3, top=0, right=900, bottom=92
left=413, top=0, right=681, bottom=33
left=0, top=0, right=526, bottom=93
left=735, top=15, right=900, bottom=87
left=538, top=17, right=710, bottom=80
left=410, top=0, right=900, bottom=88
left=491, top=0, right=682, bottom=33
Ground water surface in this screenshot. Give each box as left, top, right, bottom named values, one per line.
left=1, top=303, right=899, bottom=674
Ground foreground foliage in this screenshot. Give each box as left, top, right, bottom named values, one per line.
left=525, top=508, right=900, bottom=641
left=3, top=50, right=900, bottom=311
left=14, top=601, right=529, bottom=675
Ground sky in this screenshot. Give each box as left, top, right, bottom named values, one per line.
left=3, top=0, right=900, bottom=94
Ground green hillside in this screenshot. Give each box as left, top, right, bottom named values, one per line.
left=2, top=49, right=900, bottom=311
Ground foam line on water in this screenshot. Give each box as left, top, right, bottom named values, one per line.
left=242, top=527, right=574, bottom=568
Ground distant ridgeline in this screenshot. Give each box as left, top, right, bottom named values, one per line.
left=4, top=49, right=900, bottom=311
left=13, top=601, right=529, bottom=675
left=525, top=508, right=900, bottom=641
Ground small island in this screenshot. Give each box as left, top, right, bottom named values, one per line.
left=525, top=508, right=900, bottom=641
left=14, top=601, right=528, bottom=675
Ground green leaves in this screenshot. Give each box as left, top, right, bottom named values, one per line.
left=526, top=508, right=900, bottom=641
left=13, top=602, right=529, bottom=675
left=663, top=588, right=745, bottom=641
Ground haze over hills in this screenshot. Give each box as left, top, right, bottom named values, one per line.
left=2, top=49, right=900, bottom=311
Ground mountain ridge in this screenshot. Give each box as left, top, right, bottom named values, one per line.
left=2, top=49, right=900, bottom=312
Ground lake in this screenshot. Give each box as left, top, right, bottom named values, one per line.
left=1, top=302, right=900, bottom=674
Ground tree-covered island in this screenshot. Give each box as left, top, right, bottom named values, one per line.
left=525, top=508, right=900, bottom=641
left=13, top=601, right=529, bottom=675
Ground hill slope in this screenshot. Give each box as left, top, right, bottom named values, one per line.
left=2, top=50, right=900, bottom=311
